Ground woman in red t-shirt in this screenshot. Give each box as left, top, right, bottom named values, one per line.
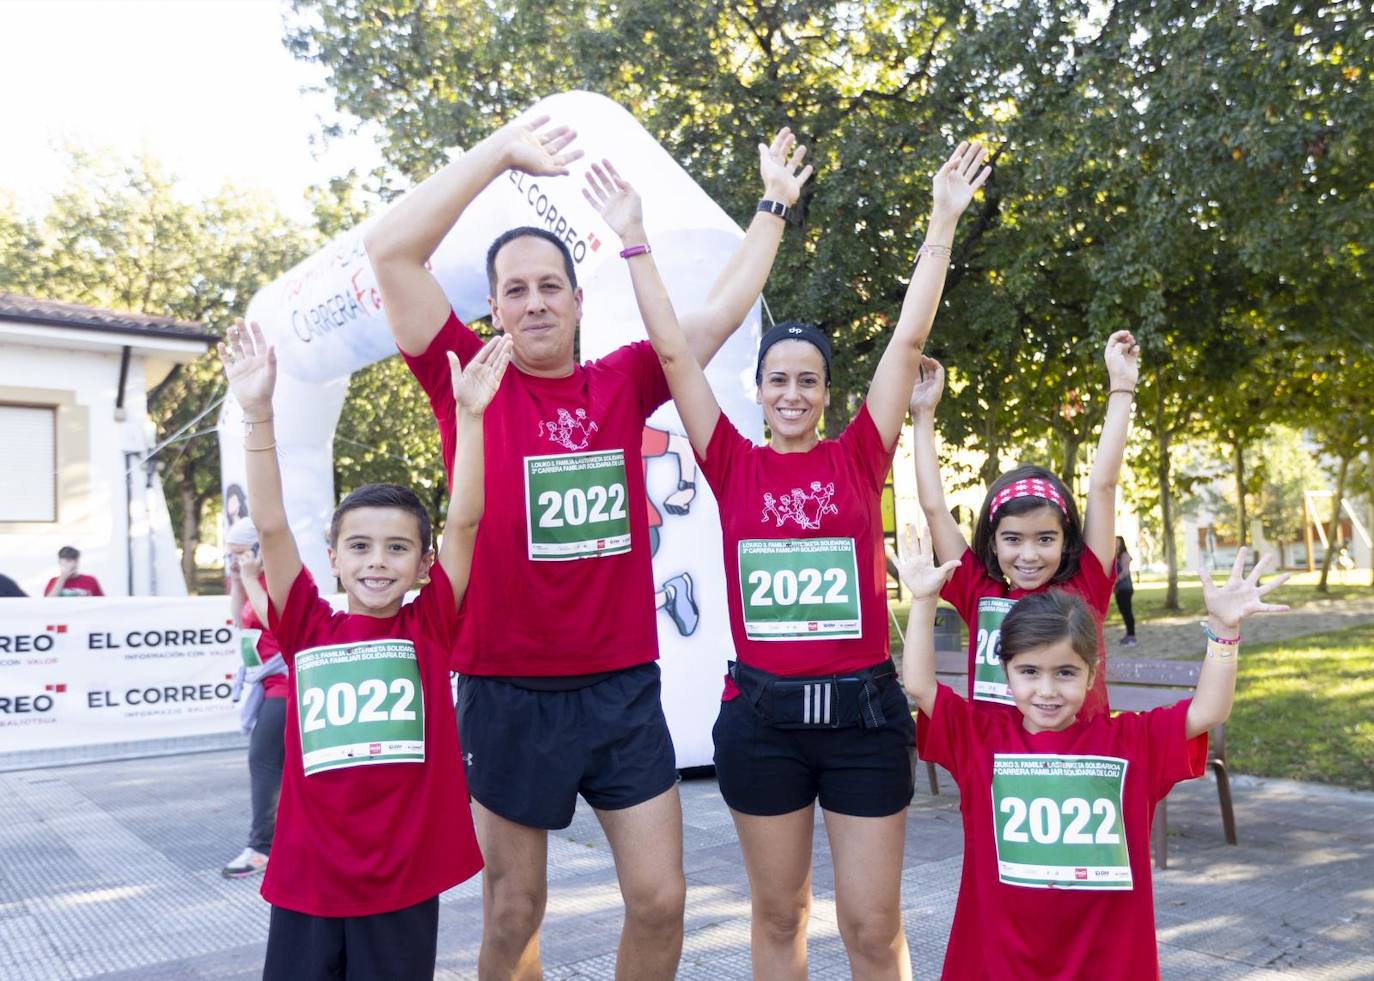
left=584, top=141, right=987, bottom=978
left=907, top=332, right=1139, bottom=721
left=896, top=531, right=1288, bottom=978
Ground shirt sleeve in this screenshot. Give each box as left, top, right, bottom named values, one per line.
left=916, top=682, right=975, bottom=776
left=1122, top=700, right=1209, bottom=802
left=841, top=403, right=898, bottom=495
left=939, top=549, right=986, bottom=628
left=1074, top=546, right=1115, bottom=613
left=89, top=578, right=105, bottom=597
left=590, top=340, right=670, bottom=418
left=398, top=310, right=483, bottom=484
left=267, top=567, right=337, bottom=665
left=408, top=559, right=462, bottom=657
left=695, top=411, right=748, bottom=496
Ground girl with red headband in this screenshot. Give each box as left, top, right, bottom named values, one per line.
left=584, top=140, right=987, bottom=979
left=908, top=331, right=1139, bottom=720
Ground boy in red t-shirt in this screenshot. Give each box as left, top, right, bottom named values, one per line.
left=221, top=319, right=511, bottom=979
left=44, top=546, right=104, bottom=597
left=895, top=529, right=1288, bottom=979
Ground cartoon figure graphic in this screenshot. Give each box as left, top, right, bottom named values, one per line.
left=761, top=481, right=838, bottom=531
left=642, top=426, right=700, bottom=637
left=541, top=407, right=600, bottom=451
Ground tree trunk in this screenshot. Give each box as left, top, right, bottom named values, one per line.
left=1154, top=394, right=1180, bottom=610
left=1233, top=439, right=1247, bottom=548
left=979, top=410, right=1002, bottom=487
left=180, top=479, right=200, bottom=596
left=1317, top=454, right=1350, bottom=593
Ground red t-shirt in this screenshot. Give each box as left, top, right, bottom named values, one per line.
left=241, top=578, right=286, bottom=699
left=401, top=310, right=670, bottom=676
left=941, top=548, right=1114, bottom=719
left=697, top=405, right=895, bottom=695
left=263, top=562, right=482, bottom=917
left=919, top=684, right=1207, bottom=979
left=45, top=574, right=103, bottom=597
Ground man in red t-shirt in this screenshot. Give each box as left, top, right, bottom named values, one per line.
left=44, top=546, right=104, bottom=597
left=365, top=115, right=812, bottom=977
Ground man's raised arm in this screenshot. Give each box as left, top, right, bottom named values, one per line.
left=364, top=117, right=582, bottom=356
left=680, top=128, right=814, bottom=367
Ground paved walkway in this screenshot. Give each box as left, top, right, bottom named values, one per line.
left=1113, top=595, right=1374, bottom=660
left=2, top=750, right=1372, bottom=979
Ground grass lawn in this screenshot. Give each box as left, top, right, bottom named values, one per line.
left=1227, top=621, right=1374, bottom=791
left=1128, top=568, right=1371, bottom=623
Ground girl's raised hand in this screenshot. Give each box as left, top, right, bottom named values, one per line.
left=1104, top=330, right=1140, bottom=391
left=582, top=160, right=644, bottom=241
left=908, top=355, right=946, bottom=417
left=890, top=523, right=961, bottom=601
left=1200, top=547, right=1290, bottom=633
left=758, top=127, right=814, bottom=206
left=504, top=114, right=583, bottom=177
left=449, top=335, right=513, bottom=416
left=932, top=141, right=991, bottom=218
left=237, top=549, right=264, bottom=581
left=218, top=319, right=276, bottom=417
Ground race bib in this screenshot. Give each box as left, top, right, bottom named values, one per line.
left=238, top=628, right=263, bottom=668
left=525, top=450, right=631, bottom=560
left=973, top=597, right=1015, bottom=704
left=991, top=754, right=1132, bottom=890
left=738, top=538, right=862, bottom=641
left=295, top=640, right=426, bottom=776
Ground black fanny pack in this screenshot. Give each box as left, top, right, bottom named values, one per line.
left=729, top=659, right=897, bottom=730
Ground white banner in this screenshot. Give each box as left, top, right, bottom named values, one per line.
left=0, top=597, right=243, bottom=751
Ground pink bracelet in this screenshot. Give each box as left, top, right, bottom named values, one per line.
left=619, top=244, right=651, bottom=259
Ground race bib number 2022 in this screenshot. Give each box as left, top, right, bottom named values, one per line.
left=295, top=640, right=426, bottom=776
left=991, top=754, right=1132, bottom=890
left=738, top=537, right=862, bottom=641
left=525, top=450, right=631, bottom=560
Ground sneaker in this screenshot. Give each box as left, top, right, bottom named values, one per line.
left=221, top=847, right=268, bottom=879
left=1121, top=635, right=1138, bottom=646
left=662, top=573, right=699, bottom=637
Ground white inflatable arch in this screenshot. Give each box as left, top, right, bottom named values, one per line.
left=218, top=91, right=764, bottom=766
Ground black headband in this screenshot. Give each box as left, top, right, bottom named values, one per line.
left=755, top=322, right=833, bottom=384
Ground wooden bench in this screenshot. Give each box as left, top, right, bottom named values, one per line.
left=920, top=647, right=1237, bottom=869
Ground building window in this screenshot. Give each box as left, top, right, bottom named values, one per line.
left=0, top=404, right=57, bottom=521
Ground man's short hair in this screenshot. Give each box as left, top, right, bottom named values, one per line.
left=485, top=227, right=578, bottom=295
left=58, top=546, right=79, bottom=560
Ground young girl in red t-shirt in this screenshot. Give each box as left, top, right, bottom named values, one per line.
left=896, top=529, right=1288, bottom=978
left=909, top=335, right=1138, bottom=720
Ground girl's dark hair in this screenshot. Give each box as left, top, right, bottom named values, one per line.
left=997, top=590, right=1098, bottom=672
left=1115, top=535, right=1130, bottom=560
left=328, top=484, right=433, bottom=552
left=971, top=465, right=1084, bottom=585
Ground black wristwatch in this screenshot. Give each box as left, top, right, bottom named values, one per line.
left=757, top=198, right=791, bottom=222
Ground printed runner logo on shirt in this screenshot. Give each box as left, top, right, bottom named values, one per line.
left=525, top=449, right=631, bottom=560
left=991, top=754, right=1132, bottom=891
left=761, top=481, right=839, bottom=530
left=738, top=537, right=861, bottom=640
left=295, top=639, right=426, bottom=776
left=539, top=407, right=599, bottom=451
left=973, top=597, right=1015, bottom=705
left=238, top=628, right=263, bottom=668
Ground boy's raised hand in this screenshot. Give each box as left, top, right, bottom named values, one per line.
left=1104, top=329, right=1140, bottom=391
left=219, top=319, right=276, bottom=416
left=931, top=141, right=991, bottom=218
left=908, top=355, right=946, bottom=417
left=1200, top=547, right=1290, bottom=633
left=758, top=127, right=813, bottom=206
left=448, top=335, right=513, bottom=416
left=582, top=160, right=644, bottom=241
left=890, top=523, right=960, bottom=601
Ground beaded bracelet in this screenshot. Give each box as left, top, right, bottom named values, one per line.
left=1201, top=622, right=1240, bottom=645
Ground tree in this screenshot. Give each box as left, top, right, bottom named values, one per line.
left=2, top=150, right=312, bottom=591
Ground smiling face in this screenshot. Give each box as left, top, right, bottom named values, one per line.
left=488, top=235, right=582, bottom=377
left=992, top=505, right=1066, bottom=591
left=327, top=507, right=433, bottom=618
left=1004, top=638, right=1094, bottom=733
left=757, top=339, right=829, bottom=452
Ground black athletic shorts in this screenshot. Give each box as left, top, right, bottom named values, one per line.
left=263, top=895, right=438, bottom=981
left=456, top=662, right=678, bottom=830
left=713, top=678, right=915, bottom=818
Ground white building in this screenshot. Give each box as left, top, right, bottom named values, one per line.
left=0, top=294, right=214, bottom=596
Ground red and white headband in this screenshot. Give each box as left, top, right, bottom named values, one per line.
left=988, top=478, right=1069, bottom=519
